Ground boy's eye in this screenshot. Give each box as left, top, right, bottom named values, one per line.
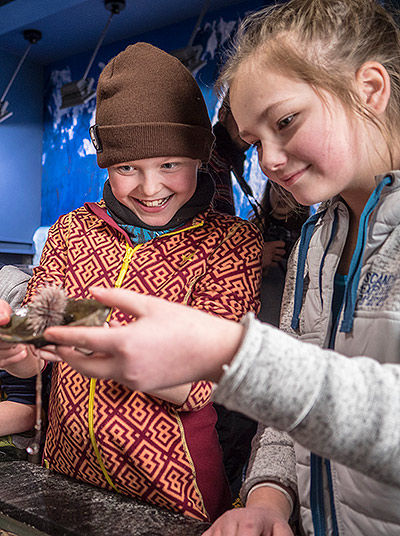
left=277, top=114, right=296, bottom=130
left=161, top=162, right=178, bottom=170
left=117, top=165, right=135, bottom=173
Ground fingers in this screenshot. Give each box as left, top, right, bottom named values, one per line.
left=202, top=519, right=238, bottom=536
left=44, top=324, right=121, bottom=354
left=89, top=287, right=156, bottom=316
left=263, top=240, right=285, bottom=250
left=202, top=510, right=259, bottom=536
left=38, top=346, right=63, bottom=363
left=271, top=523, right=294, bottom=536
left=202, top=506, right=293, bottom=536
left=51, top=346, right=115, bottom=380
left=0, top=344, right=28, bottom=366
left=262, top=241, right=286, bottom=268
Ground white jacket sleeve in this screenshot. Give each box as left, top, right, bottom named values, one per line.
left=213, top=313, right=400, bottom=487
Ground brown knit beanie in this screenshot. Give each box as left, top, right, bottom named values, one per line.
left=89, top=42, right=215, bottom=168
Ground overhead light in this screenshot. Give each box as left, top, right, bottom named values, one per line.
left=60, top=0, right=125, bottom=109
left=171, top=0, right=210, bottom=73
left=0, top=29, right=42, bottom=124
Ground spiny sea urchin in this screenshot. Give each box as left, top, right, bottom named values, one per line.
left=26, top=286, right=68, bottom=335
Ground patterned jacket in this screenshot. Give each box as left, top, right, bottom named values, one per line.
left=24, top=201, right=262, bottom=522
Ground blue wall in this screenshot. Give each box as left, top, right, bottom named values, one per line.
left=41, top=0, right=266, bottom=227
left=0, top=50, right=43, bottom=257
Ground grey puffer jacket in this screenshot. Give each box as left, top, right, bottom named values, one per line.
left=214, top=172, right=400, bottom=535
left=0, top=265, right=30, bottom=308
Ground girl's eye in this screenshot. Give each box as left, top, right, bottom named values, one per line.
left=277, top=114, right=296, bottom=130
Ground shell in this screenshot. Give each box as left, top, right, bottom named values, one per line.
left=0, top=295, right=110, bottom=348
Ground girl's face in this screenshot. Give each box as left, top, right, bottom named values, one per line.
left=108, top=156, right=199, bottom=227
left=230, top=56, right=380, bottom=207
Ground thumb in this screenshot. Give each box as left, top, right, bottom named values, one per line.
left=0, top=299, right=12, bottom=325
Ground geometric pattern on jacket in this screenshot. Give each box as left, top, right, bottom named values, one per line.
left=23, top=201, right=262, bottom=522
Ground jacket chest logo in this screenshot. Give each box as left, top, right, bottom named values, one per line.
left=181, top=252, right=195, bottom=264
left=358, top=271, right=396, bottom=308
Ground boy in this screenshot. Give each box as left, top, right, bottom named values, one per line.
left=2, top=43, right=262, bottom=521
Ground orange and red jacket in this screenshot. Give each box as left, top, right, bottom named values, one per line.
left=24, top=201, right=262, bottom=521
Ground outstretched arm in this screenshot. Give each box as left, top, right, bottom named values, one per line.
left=42, top=286, right=400, bottom=486
left=42, top=286, right=242, bottom=388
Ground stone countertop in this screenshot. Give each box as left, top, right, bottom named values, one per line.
left=0, top=461, right=210, bottom=536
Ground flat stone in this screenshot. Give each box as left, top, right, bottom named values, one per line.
left=0, top=461, right=210, bottom=535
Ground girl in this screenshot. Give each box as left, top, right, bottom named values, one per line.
left=208, top=0, right=400, bottom=533
left=0, top=42, right=262, bottom=523
left=34, top=0, right=400, bottom=534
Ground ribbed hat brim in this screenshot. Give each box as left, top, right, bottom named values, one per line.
left=96, top=122, right=215, bottom=168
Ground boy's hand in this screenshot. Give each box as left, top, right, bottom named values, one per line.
left=0, top=298, right=12, bottom=325
left=0, top=299, right=41, bottom=377
left=0, top=299, right=28, bottom=368
left=42, top=286, right=244, bottom=392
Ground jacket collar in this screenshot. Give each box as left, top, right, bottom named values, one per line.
left=84, top=200, right=207, bottom=248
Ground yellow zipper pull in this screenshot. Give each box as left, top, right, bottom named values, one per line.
left=114, top=243, right=141, bottom=289
left=107, top=243, right=140, bottom=323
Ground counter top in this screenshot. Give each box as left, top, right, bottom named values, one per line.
left=0, top=461, right=210, bottom=536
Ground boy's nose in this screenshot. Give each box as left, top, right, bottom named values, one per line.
left=139, top=172, right=162, bottom=197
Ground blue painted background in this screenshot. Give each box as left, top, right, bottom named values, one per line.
left=0, top=51, right=43, bottom=256
left=41, top=0, right=267, bottom=227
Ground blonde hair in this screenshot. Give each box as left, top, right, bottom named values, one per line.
left=217, top=0, right=400, bottom=164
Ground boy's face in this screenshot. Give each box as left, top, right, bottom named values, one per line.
left=108, top=156, right=200, bottom=227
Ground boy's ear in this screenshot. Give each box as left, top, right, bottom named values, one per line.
left=355, top=61, right=390, bottom=115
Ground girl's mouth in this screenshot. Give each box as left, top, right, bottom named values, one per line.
left=279, top=165, right=311, bottom=187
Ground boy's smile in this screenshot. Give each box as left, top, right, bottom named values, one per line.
left=108, top=156, right=200, bottom=227
left=136, top=195, right=173, bottom=208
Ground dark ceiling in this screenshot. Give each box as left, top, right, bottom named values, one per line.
left=0, top=0, right=249, bottom=65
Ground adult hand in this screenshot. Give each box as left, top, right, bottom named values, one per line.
left=42, top=287, right=244, bottom=392
left=202, top=506, right=293, bottom=536
left=262, top=241, right=286, bottom=273
left=203, top=486, right=293, bottom=536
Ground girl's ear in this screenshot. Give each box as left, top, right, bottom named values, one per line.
left=355, top=61, right=391, bottom=115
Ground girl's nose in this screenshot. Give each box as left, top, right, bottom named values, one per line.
left=259, top=141, right=287, bottom=173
